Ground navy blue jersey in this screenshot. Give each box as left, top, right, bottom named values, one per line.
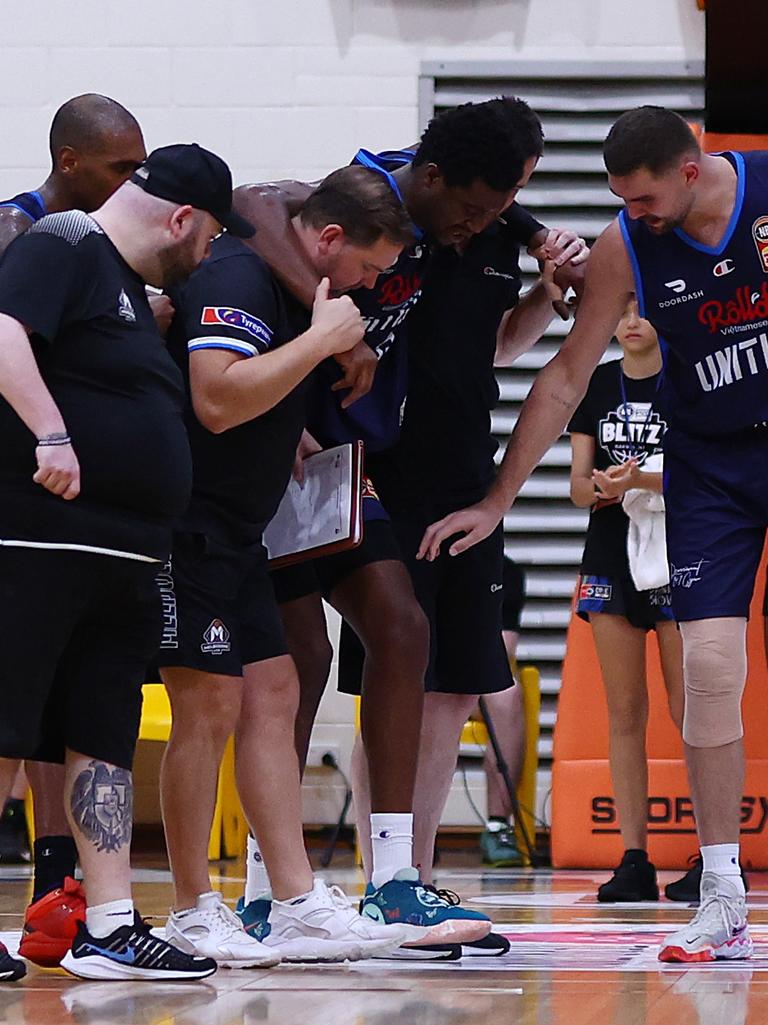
left=307, top=148, right=430, bottom=453
left=622, top=151, right=768, bottom=435
left=0, top=190, right=47, bottom=223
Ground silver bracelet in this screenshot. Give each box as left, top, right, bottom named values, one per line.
left=36, top=433, right=71, bottom=447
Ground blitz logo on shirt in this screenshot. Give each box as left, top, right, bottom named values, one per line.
left=597, top=403, right=664, bottom=464
left=201, top=307, right=273, bottom=345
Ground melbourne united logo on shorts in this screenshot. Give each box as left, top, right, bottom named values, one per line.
left=201, top=307, right=273, bottom=346
left=201, top=618, right=231, bottom=655
left=597, top=403, right=664, bottom=464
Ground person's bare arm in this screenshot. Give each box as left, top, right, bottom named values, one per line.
left=0, top=208, right=34, bottom=259
left=190, top=280, right=364, bottom=433
left=233, top=181, right=378, bottom=406
left=233, top=182, right=317, bottom=307
left=570, top=432, right=599, bottom=508
left=0, top=313, right=80, bottom=498
left=494, top=282, right=556, bottom=366
left=417, top=219, right=633, bottom=560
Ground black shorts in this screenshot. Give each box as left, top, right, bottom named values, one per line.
left=155, top=531, right=287, bottom=677
left=0, top=546, right=162, bottom=769
left=502, top=558, right=525, bottom=632
left=338, top=521, right=513, bottom=696
left=576, top=572, right=674, bottom=631
left=270, top=519, right=403, bottom=604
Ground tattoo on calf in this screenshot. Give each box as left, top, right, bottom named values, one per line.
left=70, top=761, right=133, bottom=854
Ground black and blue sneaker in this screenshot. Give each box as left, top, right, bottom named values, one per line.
left=360, top=868, right=491, bottom=946
left=0, top=943, right=25, bottom=981
left=461, top=932, right=511, bottom=957
left=61, top=911, right=217, bottom=981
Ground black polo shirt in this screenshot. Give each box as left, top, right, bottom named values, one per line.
left=166, top=234, right=310, bottom=547
left=0, top=211, right=192, bottom=561
left=369, top=203, right=545, bottom=516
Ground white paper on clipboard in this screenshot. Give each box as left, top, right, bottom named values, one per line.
left=263, top=443, right=361, bottom=564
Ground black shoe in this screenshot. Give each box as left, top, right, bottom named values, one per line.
left=664, top=855, right=750, bottom=903
left=60, top=911, right=217, bottom=981
left=0, top=943, right=26, bottom=982
left=597, top=852, right=659, bottom=902
left=461, top=932, right=510, bottom=957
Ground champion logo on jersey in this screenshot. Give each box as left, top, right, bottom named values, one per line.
left=201, top=618, right=231, bottom=655
left=201, top=306, right=273, bottom=345
left=713, top=258, right=735, bottom=277
left=117, top=289, right=136, bottom=322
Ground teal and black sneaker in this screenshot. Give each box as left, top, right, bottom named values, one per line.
left=235, top=895, right=272, bottom=941
left=360, top=868, right=491, bottom=946
left=480, top=822, right=524, bottom=868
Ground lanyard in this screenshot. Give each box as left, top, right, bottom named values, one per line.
left=353, top=149, right=425, bottom=241
left=618, top=362, right=662, bottom=461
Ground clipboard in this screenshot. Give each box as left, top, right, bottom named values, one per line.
left=264, top=441, right=364, bottom=569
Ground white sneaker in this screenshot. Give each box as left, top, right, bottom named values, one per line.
left=264, top=879, right=406, bottom=962
left=659, top=873, right=752, bottom=963
left=166, top=892, right=280, bottom=968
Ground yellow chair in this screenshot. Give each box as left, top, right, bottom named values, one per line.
left=460, top=665, right=541, bottom=865
left=139, top=684, right=247, bottom=860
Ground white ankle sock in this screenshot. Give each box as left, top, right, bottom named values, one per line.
left=86, top=899, right=134, bottom=939
left=245, top=834, right=271, bottom=903
left=370, top=813, right=413, bottom=889
left=701, top=843, right=744, bottom=894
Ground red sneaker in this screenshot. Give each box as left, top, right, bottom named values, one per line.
left=19, top=877, right=86, bottom=967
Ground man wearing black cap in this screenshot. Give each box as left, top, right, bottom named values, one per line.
left=0, top=142, right=246, bottom=982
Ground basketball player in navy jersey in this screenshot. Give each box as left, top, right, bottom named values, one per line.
left=0, top=94, right=149, bottom=971
left=233, top=99, right=586, bottom=955
left=420, top=105, right=768, bottom=964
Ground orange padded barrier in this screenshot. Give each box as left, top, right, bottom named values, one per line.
left=551, top=547, right=768, bottom=869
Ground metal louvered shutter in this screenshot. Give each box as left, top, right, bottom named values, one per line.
left=419, top=61, right=704, bottom=792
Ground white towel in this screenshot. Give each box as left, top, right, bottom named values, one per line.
left=621, top=453, right=669, bottom=591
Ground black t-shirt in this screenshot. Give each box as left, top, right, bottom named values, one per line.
left=368, top=203, right=544, bottom=517
left=166, top=234, right=310, bottom=546
left=0, top=211, right=192, bottom=561
left=568, top=358, right=667, bottom=575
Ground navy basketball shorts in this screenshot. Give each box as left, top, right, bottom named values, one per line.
left=576, top=573, right=674, bottom=631
left=0, top=546, right=161, bottom=769
left=664, top=427, right=768, bottom=622
left=337, top=521, right=514, bottom=696
left=270, top=487, right=402, bottom=605
left=155, top=531, right=287, bottom=677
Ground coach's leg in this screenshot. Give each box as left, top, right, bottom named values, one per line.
left=160, top=668, right=242, bottom=910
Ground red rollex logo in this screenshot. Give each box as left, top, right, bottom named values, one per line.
left=378, top=274, right=422, bottom=307
left=697, top=282, right=768, bottom=333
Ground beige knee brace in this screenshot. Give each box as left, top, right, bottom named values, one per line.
left=681, top=618, right=747, bottom=748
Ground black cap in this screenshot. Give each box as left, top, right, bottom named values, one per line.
left=130, top=143, right=254, bottom=238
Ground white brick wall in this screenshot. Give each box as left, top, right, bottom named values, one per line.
left=0, top=0, right=704, bottom=196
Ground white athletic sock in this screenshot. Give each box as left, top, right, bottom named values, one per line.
left=86, top=898, right=134, bottom=939
left=370, top=812, right=414, bottom=889
left=701, top=843, right=745, bottom=894
left=245, top=834, right=271, bottom=904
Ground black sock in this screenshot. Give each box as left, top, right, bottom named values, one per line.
left=623, top=848, right=648, bottom=865
left=32, top=836, right=78, bottom=901
left=0, top=798, right=26, bottom=825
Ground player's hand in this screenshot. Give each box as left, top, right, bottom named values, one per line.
left=332, top=341, right=377, bottom=408
left=148, top=293, right=175, bottom=337
left=416, top=498, right=503, bottom=562
left=33, top=442, right=80, bottom=500
left=529, top=228, right=589, bottom=267
left=311, top=277, right=365, bottom=357
left=292, top=429, right=323, bottom=486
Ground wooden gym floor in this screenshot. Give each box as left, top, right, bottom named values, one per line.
left=0, top=851, right=766, bottom=1025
